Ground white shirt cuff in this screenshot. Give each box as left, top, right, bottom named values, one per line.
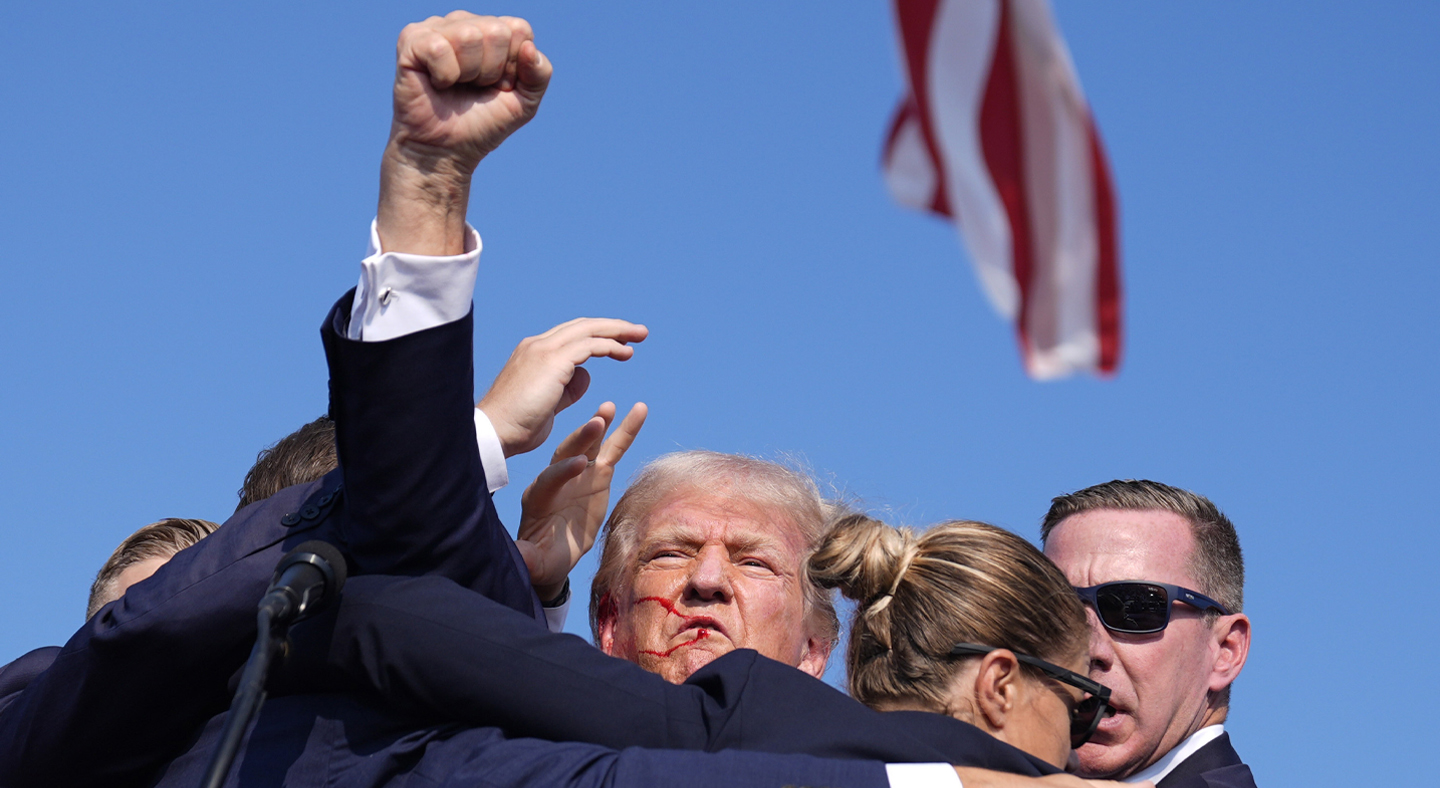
left=473, top=409, right=508, bottom=493
left=543, top=596, right=571, bottom=634
left=886, top=764, right=962, bottom=788
left=348, top=218, right=482, bottom=342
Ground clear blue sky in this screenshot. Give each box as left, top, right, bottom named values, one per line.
left=2, top=2, right=1436, bottom=784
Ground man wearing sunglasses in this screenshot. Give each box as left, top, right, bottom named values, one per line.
left=1041, top=480, right=1255, bottom=788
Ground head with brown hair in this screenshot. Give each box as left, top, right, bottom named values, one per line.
left=1039, top=479, right=1252, bottom=780
left=809, top=514, right=1091, bottom=767
left=236, top=415, right=337, bottom=511
left=88, top=518, right=220, bottom=618
left=589, top=450, right=839, bottom=684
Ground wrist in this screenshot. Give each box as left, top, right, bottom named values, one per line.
left=375, top=140, right=476, bottom=255
left=537, top=577, right=570, bottom=608
left=474, top=404, right=523, bottom=458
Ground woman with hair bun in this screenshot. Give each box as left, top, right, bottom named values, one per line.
left=810, top=513, right=1110, bottom=769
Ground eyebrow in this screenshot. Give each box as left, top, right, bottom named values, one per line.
left=640, top=527, right=788, bottom=557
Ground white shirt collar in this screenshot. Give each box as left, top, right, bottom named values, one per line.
left=1125, top=724, right=1225, bottom=784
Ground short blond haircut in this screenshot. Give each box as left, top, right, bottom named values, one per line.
left=88, top=518, right=220, bottom=619
left=589, top=450, right=840, bottom=651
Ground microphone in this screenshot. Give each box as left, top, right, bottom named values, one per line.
left=258, top=541, right=348, bottom=626
left=199, top=540, right=347, bottom=788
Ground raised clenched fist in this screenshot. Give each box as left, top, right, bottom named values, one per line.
left=390, top=11, right=552, bottom=172
left=375, top=11, right=553, bottom=255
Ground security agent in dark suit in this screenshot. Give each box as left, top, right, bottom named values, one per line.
left=1041, top=480, right=1256, bottom=787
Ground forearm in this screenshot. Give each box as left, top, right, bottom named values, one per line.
left=0, top=477, right=337, bottom=787
left=323, top=298, right=541, bottom=619
left=282, top=575, right=704, bottom=749
left=375, top=141, right=474, bottom=256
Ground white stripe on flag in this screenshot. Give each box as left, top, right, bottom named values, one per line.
left=883, top=0, right=1121, bottom=378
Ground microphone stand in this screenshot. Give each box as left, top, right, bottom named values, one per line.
left=198, top=541, right=344, bottom=788
left=198, top=605, right=285, bottom=788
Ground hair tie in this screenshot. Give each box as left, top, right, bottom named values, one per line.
left=866, top=543, right=919, bottom=617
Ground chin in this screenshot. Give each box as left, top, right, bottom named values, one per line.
left=1073, top=740, right=1137, bottom=780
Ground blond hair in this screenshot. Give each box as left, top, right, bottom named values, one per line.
left=88, top=518, right=220, bottom=618
left=809, top=514, right=1087, bottom=710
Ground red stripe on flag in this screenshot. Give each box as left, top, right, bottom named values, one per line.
left=1088, top=117, right=1122, bottom=374
left=891, top=0, right=953, bottom=217
left=977, top=0, right=1035, bottom=365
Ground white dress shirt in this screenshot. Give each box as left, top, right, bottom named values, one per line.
left=1127, top=724, right=1226, bottom=785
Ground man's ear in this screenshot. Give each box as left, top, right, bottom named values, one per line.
left=973, top=650, right=1021, bottom=732
left=596, top=593, right=618, bottom=656
left=796, top=633, right=832, bottom=679
left=1209, top=612, right=1251, bottom=694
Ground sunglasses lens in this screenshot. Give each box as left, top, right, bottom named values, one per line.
left=1096, top=583, right=1170, bottom=633
left=1070, top=696, right=1111, bottom=748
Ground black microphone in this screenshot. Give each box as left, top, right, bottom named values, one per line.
left=258, top=541, right=348, bottom=626
left=199, top=540, right=347, bottom=788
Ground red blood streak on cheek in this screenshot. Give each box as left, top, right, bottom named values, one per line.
left=633, top=596, right=707, bottom=626
left=639, top=628, right=710, bottom=658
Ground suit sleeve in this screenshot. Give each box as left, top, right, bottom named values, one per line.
left=420, top=727, right=893, bottom=788
left=285, top=575, right=1035, bottom=767
left=322, top=289, right=541, bottom=619
left=0, top=292, right=537, bottom=788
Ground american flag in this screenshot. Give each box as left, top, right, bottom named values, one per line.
left=883, top=0, right=1122, bottom=378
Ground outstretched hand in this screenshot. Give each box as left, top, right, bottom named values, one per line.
left=517, top=402, right=648, bottom=601
left=478, top=318, right=648, bottom=458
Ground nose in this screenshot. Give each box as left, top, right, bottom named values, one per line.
left=1085, top=606, right=1116, bottom=676
left=685, top=545, right=733, bottom=603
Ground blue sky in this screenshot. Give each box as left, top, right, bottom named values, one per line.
left=2, top=2, right=1436, bottom=784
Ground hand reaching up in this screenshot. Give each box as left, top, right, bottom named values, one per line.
left=517, top=402, right=648, bottom=601
left=478, top=318, right=648, bottom=459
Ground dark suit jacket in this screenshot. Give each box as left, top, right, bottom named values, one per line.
left=0, top=647, right=60, bottom=708
left=0, top=293, right=542, bottom=788
left=283, top=574, right=1059, bottom=774
left=144, top=693, right=890, bottom=788
left=1156, top=733, right=1256, bottom=788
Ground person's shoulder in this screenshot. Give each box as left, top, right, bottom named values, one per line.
left=0, top=646, right=63, bottom=699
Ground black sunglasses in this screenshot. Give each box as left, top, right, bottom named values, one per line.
left=949, top=643, right=1114, bottom=749
left=1074, top=581, right=1230, bottom=635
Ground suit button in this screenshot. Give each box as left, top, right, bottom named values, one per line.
left=301, top=506, right=320, bottom=520
left=281, top=513, right=300, bottom=527
left=318, top=494, right=333, bottom=507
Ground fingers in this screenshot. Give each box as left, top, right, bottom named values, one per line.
left=555, top=366, right=591, bottom=415
left=514, top=39, right=553, bottom=100
left=549, top=405, right=616, bottom=464
left=521, top=454, right=589, bottom=511
left=597, top=403, right=648, bottom=467
left=531, top=317, right=649, bottom=364
left=397, top=13, right=537, bottom=90
left=399, top=21, right=463, bottom=89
